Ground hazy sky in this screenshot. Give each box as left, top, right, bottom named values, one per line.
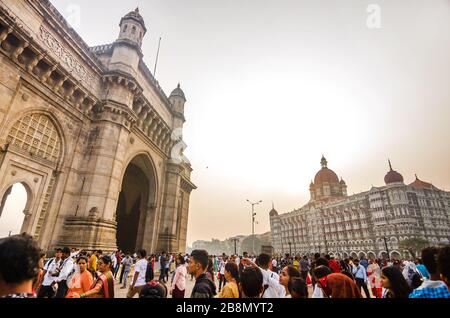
left=1, top=1, right=449, bottom=245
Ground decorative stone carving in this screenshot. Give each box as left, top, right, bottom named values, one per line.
left=38, top=26, right=94, bottom=86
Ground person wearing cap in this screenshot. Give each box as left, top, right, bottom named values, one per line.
left=53, top=247, right=75, bottom=298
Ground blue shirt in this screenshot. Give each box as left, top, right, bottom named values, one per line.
left=409, top=280, right=450, bottom=298
left=352, top=264, right=367, bottom=281
left=416, top=264, right=430, bottom=280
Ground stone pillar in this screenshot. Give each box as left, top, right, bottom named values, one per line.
left=157, top=161, right=182, bottom=253
left=58, top=103, right=136, bottom=251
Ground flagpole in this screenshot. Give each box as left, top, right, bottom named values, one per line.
left=154, top=37, right=162, bottom=77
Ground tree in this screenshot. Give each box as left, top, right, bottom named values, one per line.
left=399, top=237, right=430, bottom=260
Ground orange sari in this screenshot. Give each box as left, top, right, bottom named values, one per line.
left=66, top=271, right=94, bottom=298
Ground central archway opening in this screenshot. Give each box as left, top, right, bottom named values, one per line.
left=116, top=154, right=157, bottom=254
left=0, top=183, right=28, bottom=238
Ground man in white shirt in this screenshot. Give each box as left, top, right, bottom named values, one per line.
left=37, top=248, right=62, bottom=298
left=254, top=254, right=284, bottom=298
left=272, top=258, right=278, bottom=273
left=110, top=252, right=117, bottom=274
left=54, top=247, right=75, bottom=298
left=127, top=249, right=148, bottom=298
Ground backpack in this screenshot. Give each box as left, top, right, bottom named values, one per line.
left=145, top=261, right=154, bottom=283
left=407, top=267, right=422, bottom=288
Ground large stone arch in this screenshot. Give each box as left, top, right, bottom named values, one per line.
left=0, top=111, right=65, bottom=241
left=116, top=152, right=159, bottom=253
left=0, top=180, right=34, bottom=236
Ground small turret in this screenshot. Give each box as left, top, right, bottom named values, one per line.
left=109, top=8, right=147, bottom=76
left=169, top=83, right=187, bottom=134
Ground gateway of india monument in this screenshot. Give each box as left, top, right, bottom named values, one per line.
left=0, top=0, right=196, bottom=253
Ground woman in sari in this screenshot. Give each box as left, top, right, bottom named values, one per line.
left=367, top=259, right=382, bottom=298
left=318, top=273, right=362, bottom=298
left=72, top=255, right=114, bottom=298
left=66, top=256, right=94, bottom=298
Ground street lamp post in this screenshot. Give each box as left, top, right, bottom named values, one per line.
left=247, top=199, right=262, bottom=256
left=383, top=237, right=390, bottom=260
left=288, top=242, right=292, bottom=257
left=232, top=238, right=239, bottom=255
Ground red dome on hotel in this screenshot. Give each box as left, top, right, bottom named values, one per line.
left=409, top=175, right=434, bottom=189
left=314, top=168, right=340, bottom=184
left=314, top=156, right=340, bottom=184
left=384, top=160, right=404, bottom=185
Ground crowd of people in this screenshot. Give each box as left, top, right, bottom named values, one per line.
left=1, top=233, right=450, bottom=299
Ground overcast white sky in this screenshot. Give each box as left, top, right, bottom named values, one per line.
left=1, top=1, right=449, bottom=246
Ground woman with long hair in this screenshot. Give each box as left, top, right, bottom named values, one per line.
left=170, top=254, right=187, bottom=298
left=206, top=257, right=215, bottom=283
left=279, top=265, right=301, bottom=298
left=218, top=262, right=240, bottom=298
left=66, top=256, right=94, bottom=298
left=381, top=266, right=412, bottom=298
left=72, top=255, right=114, bottom=298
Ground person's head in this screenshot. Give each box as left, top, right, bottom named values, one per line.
left=55, top=248, right=62, bottom=259
left=325, top=254, right=331, bottom=261
left=38, top=253, right=46, bottom=269
left=97, top=255, right=112, bottom=273
left=243, top=252, right=248, bottom=258
left=437, top=246, right=450, bottom=288
left=314, top=253, right=320, bottom=260
left=139, top=281, right=167, bottom=298
left=0, top=234, right=41, bottom=295
left=316, top=257, right=329, bottom=268
left=240, top=267, right=263, bottom=298
left=77, top=256, right=89, bottom=272
left=137, top=249, right=147, bottom=259
left=421, top=247, right=439, bottom=276
left=353, top=258, right=360, bottom=266
left=188, top=250, right=208, bottom=277
left=288, top=277, right=308, bottom=298
left=176, top=254, right=185, bottom=266
left=279, top=266, right=301, bottom=287
left=207, top=258, right=214, bottom=273
left=224, top=262, right=239, bottom=282
left=257, top=253, right=271, bottom=269
left=381, top=266, right=412, bottom=298
left=96, top=250, right=103, bottom=256
left=313, top=265, right=332, bottom=280
left=61, top=247, right=71, bottom=259
left=162, top=251, right=166, bottom=256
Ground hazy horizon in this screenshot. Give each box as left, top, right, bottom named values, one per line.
left=1, top=1, right=449, bottom=246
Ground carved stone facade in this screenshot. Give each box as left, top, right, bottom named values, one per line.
left=0, top=0, right=196, bottom=253
left=270, top=157, right=450, bottom=259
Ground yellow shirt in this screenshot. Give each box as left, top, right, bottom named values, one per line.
left=218, top=281, right=239, bottom=298
left=293, top=260, right=300, bottom=270
left=89, top=255, right=97, bottom=272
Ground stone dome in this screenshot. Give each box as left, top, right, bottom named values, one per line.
left=170, top=83, right=186, bottom=101
left=121, top=8, right=147, bottom=31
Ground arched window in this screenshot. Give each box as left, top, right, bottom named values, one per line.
left=132, top=26, right=136, bottom=35
left=7, top=113, right=61, bottom=163
left=123, top=24, right=128, bottom=32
